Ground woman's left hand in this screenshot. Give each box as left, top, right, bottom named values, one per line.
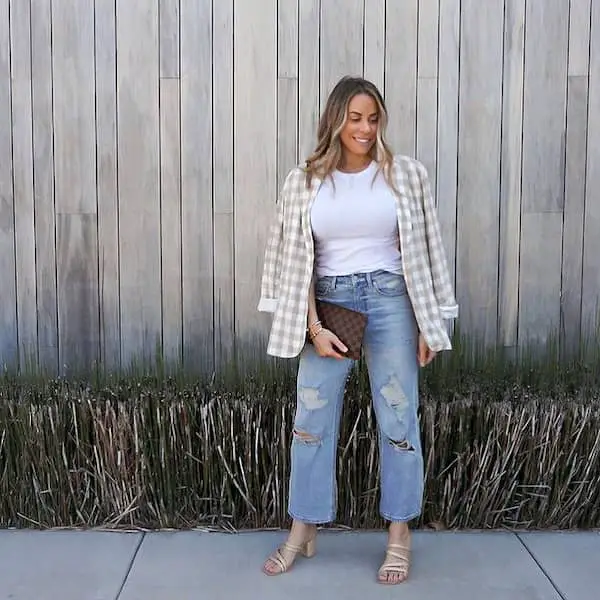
left=417, top=334, right=437, bottom=367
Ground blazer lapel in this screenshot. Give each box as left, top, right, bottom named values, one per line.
left=301, top=173, right=322, bottom=256
left=392, top=163, right=413, bottom=248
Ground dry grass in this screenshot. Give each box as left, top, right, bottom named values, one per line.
left=1, top=353, right=599, bottom=530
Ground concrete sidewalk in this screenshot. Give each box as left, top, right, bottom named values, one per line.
left=0, top=529, right=597, bottom=600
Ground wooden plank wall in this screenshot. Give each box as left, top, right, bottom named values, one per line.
left=0, top=0, right=597, bottom=373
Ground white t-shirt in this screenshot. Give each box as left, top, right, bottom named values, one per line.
left=310, top=161, right=403, bottom=277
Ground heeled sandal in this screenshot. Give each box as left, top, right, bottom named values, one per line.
left=377, top=543, right=411, bottom=584
left=262, top=536, right=317, bottom=576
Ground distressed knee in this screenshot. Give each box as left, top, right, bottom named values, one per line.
left=293, top=428, right=321, bottom=445
left=380, top=375, right=409, bottom=412
left=388, top=438, right=415, bottom=452
left=298, top=385, right=329, bottom=410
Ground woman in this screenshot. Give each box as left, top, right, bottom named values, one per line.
left=257, top=76, right=457, bottom=584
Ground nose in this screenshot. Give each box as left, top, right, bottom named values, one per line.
left=360, top=121, right=373, bottom=135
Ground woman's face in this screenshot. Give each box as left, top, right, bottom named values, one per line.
left=339, top=93, right=379, bottom=161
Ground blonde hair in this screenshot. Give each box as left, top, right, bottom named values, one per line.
left=305, top=76, right=397, bottom=193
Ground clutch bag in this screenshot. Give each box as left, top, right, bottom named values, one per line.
left=309, top=300, right=368, bottom=360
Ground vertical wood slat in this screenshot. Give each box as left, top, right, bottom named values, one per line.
left=0, top=0, right=18, bottom=368
left=518, top=0, right=569, bottom=348
left=234, top=0, right=277, bottom=362
left=320, top=0, right=363, bottom=105
left=363, top=0, right=385, bottom=92
left=181, top=0, right=213, bottom=371
left=568, top=0, right=592, bottom=77
left=561, top=76, right=589, bottom=354
left=160, top=0, right=180, bottom=78
left=213, top=0, right=234, bottom=367
left=435, top=0, right=459, bottom=288
left=298, top=0, right=319, bottom=160
left=561, top=0, right=592, bottom=355
left=10, top=0, right=38, bottom=368
left=582, top=1, right=600, bottom=339
left=116, top=1, right=161, bottom=366
left=95, top=0, right=121, bottom=370
left=160, top=79, right=183, bottom=366
left=52, top=0, right=99, bottom=370
left=56, top=214, right=99, bottom=371
left=277, top=0, right=298, bottom=189
left=416, top=0, right=439, bottom=189
left=385, top=0, right=418, bottom=155
left=498, top=0, right=525, bottom=350
left=31, top=0, right=58, bottom=372
left=456, top=0, right=504, bottom=347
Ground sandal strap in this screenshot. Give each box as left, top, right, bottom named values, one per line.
left=267, top=541, right=306, bottom=574
left=269, top=549, right=290, bottom=573
left=379, top=544, right=411, bottom=576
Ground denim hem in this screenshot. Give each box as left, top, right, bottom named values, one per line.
left=288, top=508, right=335, bottom=525
left=380, top=510, right=421, bottom=523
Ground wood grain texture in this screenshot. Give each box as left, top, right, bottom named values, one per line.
left=160, top=0, right=180, bottom=78
left=117, top=0, right=162, bottom=366
left=0, top=0, right=17, bottom=368
left=234, top=0, right=277, bottom=361
left=581, top=0, right=600, bottom=338
left=52, top=0, right=96, bottom=214
left=418, top=0, right=439, bottom=78
left=52, top=0, right=99, bottom=369
left=435, top=0, right=459, bottom=287
left=213, top=0, right=234, bottom=367
left=498, top=0, right=525, bottom=348
left=568, top=0, right=592, bottom=76
left=95, top=0, right=121, bottom=370
left=278, top=0, right=298, bottom=79
left=181, top=0, right=213, bottom=371
left=385, top=0, right=418, bottom=155
left=518, top=0, right=569, bottom=348
left=518, top=213, right=563, bottom=348
left=31, top=0, right=58, bottom=371
left=10, top=0, right=38, bottom=368
left=363, top=0, right=385, bottom=91
left=416, top=0, right=439, bottom=186
left=277, top=0, right=299, bottom=188
left=561, top=76, right=589, bottom=355
left=521, top=0, right=569, bottom=213
left=56, top=215, right=99, bottom=371
left=320, top=0, right=363, bottom=105
left=456, top=0, right=504, bottom=346
left=298, top=0, right=319, bottom=160
left=160, top=79, right=183, bottom=366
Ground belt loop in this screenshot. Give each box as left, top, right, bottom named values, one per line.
left=366, top=271, right=373, bottom=287
left=331, top=275, right=337, bottom=290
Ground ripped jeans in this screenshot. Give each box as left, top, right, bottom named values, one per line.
left=289, top=270, right=422, bottom=523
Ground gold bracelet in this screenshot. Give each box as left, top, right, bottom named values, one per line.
left=308, top=324, right=324, bottom=340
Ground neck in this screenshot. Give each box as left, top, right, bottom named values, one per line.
left=339, top=154, right=371, bottom=173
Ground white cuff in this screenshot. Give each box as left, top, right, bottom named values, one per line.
left=439, top=304, right=458, bottom=320
left=257, top=297, right=278, bottom=313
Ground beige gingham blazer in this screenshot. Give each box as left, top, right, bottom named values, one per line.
left=257, top=155, right=458, bottom=358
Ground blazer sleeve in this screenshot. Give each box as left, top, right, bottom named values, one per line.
left=257, top=175, right=288, bottom=313
left=417, top=162, right=459, bottom=320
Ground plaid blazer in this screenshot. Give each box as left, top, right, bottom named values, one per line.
left=258, top=155, right=458, bottom=358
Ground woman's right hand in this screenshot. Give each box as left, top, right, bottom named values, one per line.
left=312, top=328, right=348, bottom=359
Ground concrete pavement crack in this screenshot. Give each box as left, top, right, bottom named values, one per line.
left=115, top=532, right=146, bottom=600
left=516, top=533, right=567, bottom=600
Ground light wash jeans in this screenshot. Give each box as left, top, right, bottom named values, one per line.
left=288, top=269, right=423, bottom=524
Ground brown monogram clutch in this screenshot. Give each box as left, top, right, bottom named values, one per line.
left=308, top=300, right=368, bottom=360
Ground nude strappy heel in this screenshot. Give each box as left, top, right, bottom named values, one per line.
left=262, top=536, right=317, bottom=576
left=377, top=543, right=411, bottom=584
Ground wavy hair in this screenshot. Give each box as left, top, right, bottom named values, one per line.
left=304, top=76, right=397, bottom=193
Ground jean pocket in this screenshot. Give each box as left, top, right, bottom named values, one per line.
left=315, top=277, right=333, bottom=297
left=372, top=271, right=407, bottom=297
